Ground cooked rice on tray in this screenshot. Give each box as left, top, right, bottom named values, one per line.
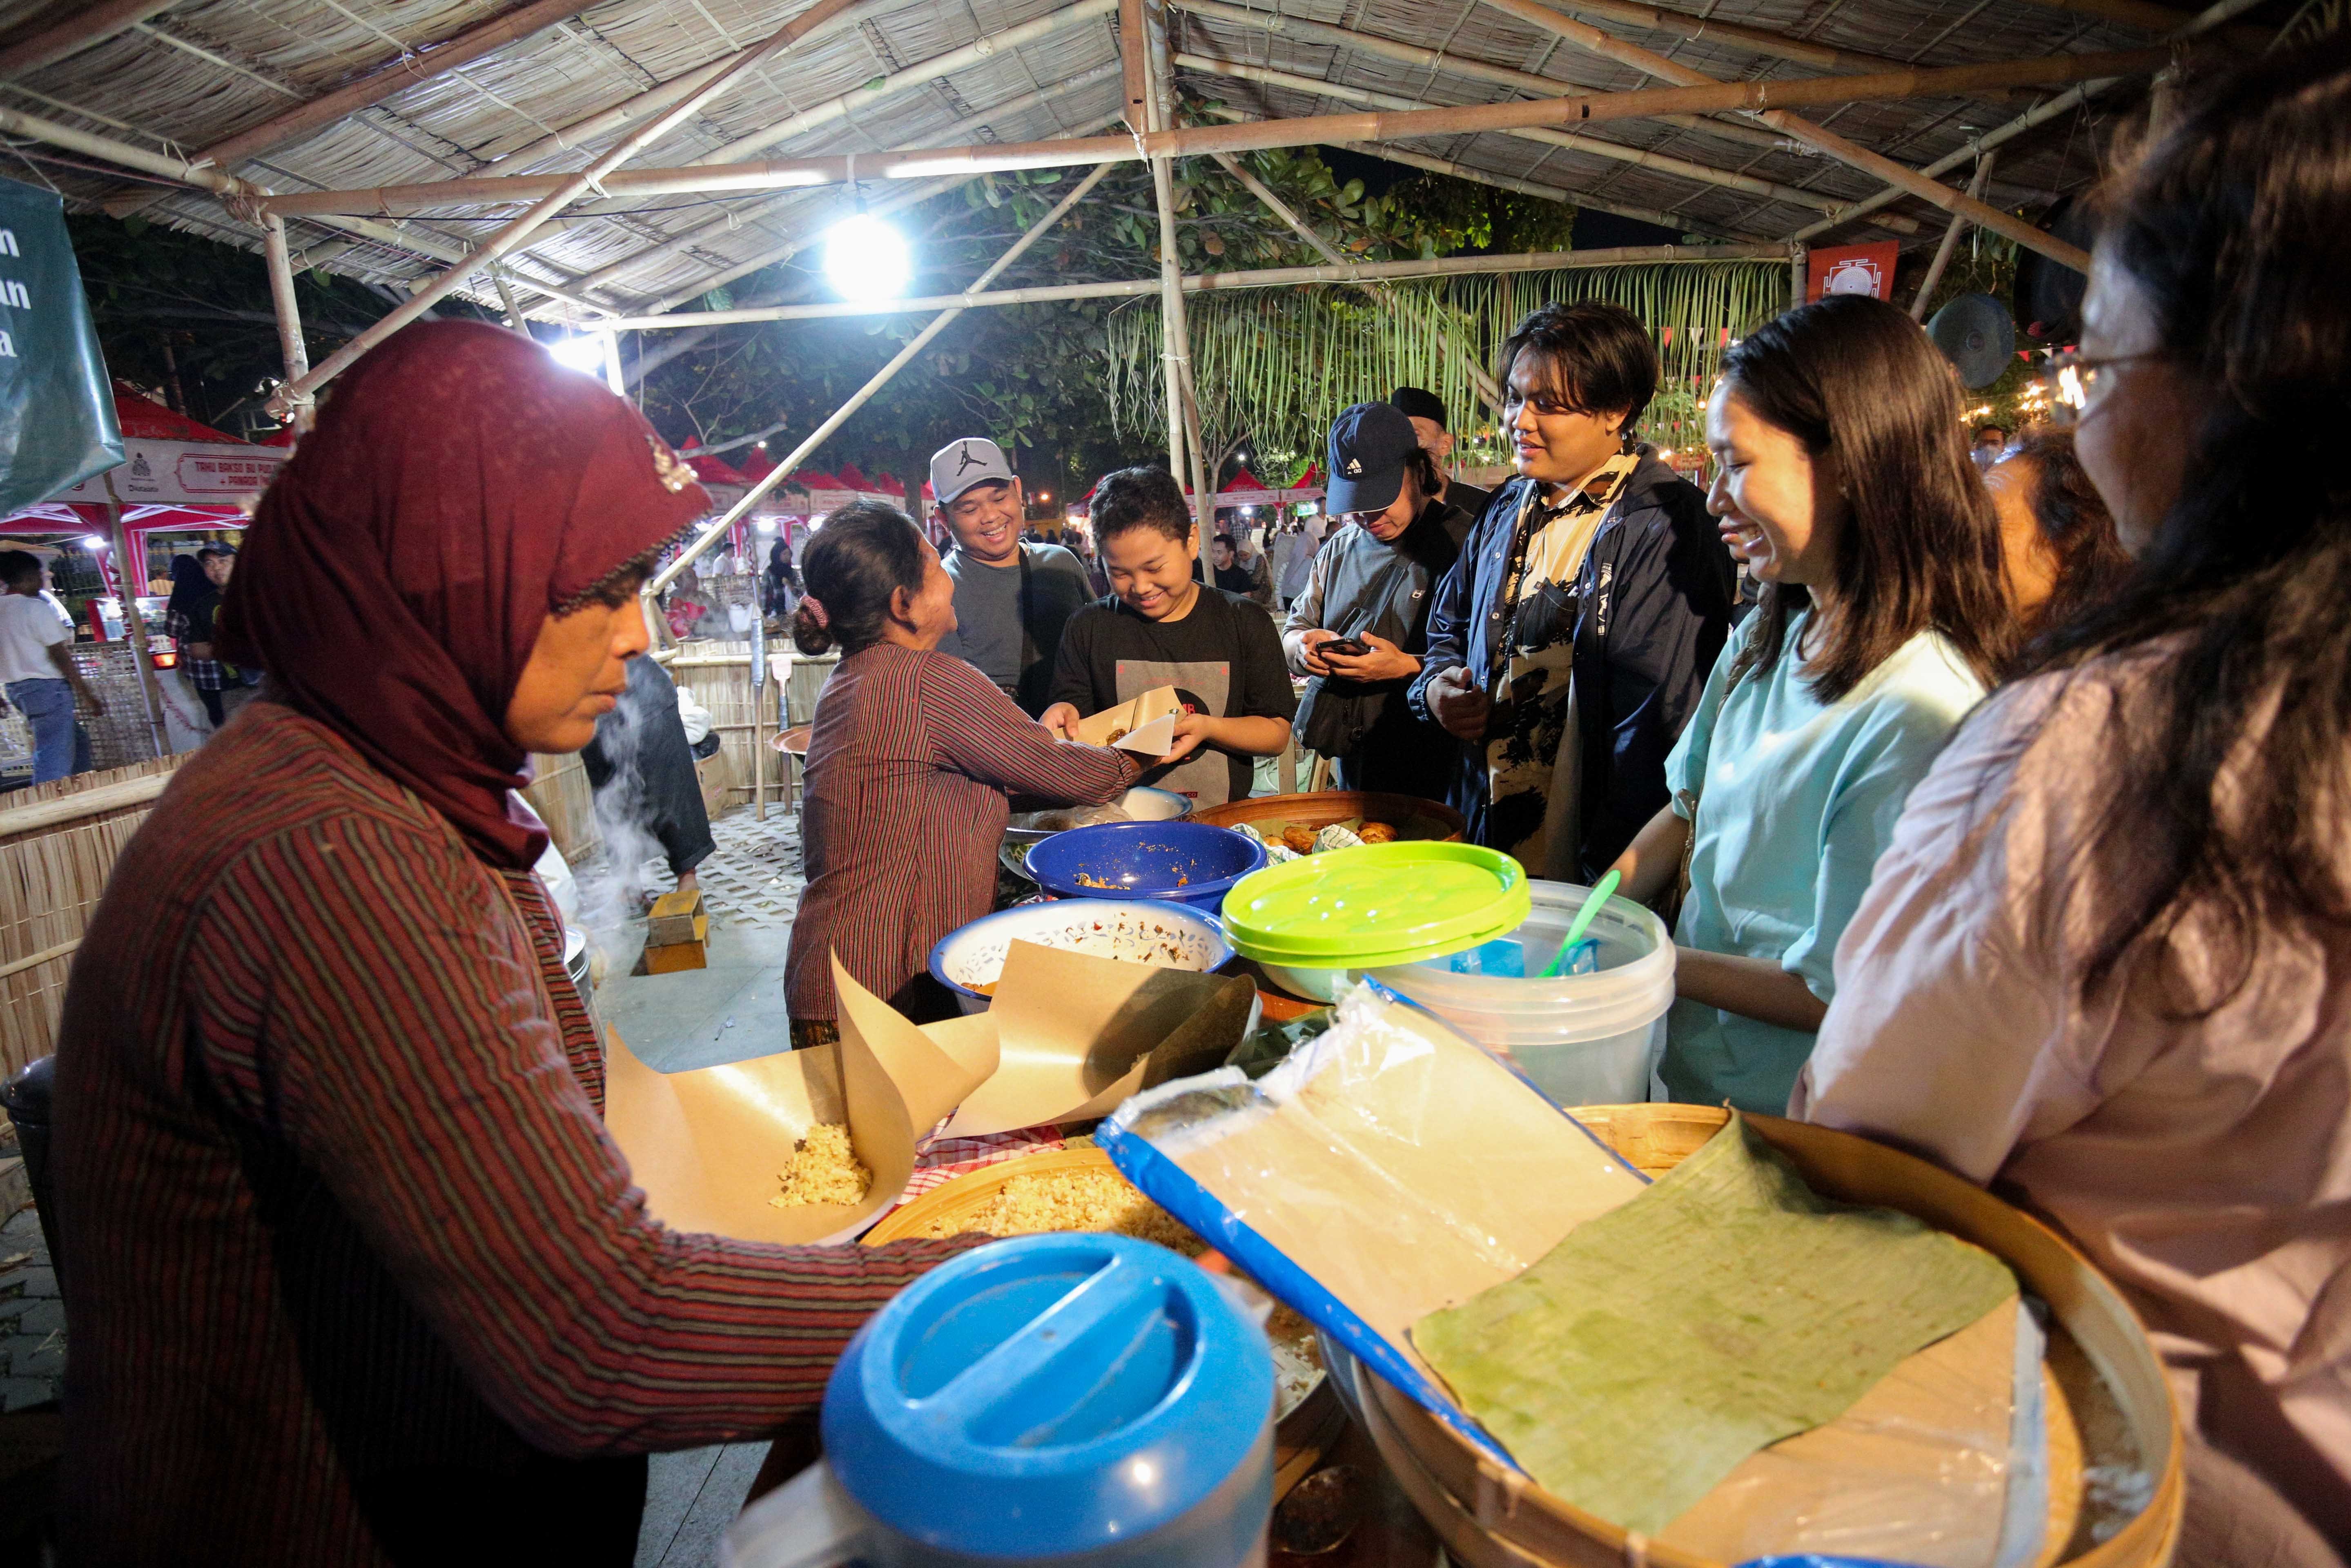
left=920, top=1164, right=1323, bottom=1410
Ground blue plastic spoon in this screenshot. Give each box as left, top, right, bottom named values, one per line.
left=1538, top=869, right=1621, bottom=979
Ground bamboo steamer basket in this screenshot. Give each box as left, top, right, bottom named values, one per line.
left=1193, top=790, right=1465, bottom=844
left=861, top=1147, right=1348, bottom=1501
left=1343, top=1104, right=2184, bottom=1568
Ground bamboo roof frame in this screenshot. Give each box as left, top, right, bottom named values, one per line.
left=0, top=0, right=2256, bottom=404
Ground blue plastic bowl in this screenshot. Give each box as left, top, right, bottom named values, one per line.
left=1023, top=821, right=1268, bottom=911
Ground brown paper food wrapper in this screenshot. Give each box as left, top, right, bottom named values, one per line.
left=603, top=953, right=996, bottom=1247
left=943, top=939, right=1256, bottom=1136
left=1074, top=684, right=1181, bottom=755
left=604, top=944, right=1252, bottom=1243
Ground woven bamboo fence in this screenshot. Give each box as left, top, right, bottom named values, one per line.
left=522, top=749, right=600, bottom=866
left=0, top=755, right=189, bottom=1098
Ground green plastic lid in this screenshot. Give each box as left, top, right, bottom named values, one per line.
left=1220, top=843, right=1531, bottom=967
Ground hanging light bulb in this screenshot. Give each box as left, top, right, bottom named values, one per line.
left=547, top=334, right=609, bottom=375
left=824, top=212, right=912, bottom=301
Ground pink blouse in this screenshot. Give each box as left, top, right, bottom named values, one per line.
left=1793, top=659, right=2351, bottom=1537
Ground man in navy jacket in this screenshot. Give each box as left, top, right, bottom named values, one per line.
left=1409, top=302, right=1734, bottom=881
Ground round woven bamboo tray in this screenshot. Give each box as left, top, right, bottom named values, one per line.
left=1347, top=1103, right=2183, bottom=1568
left=861, top=1146, right=1346, bottom=1500
left=1193, top=790, right=1465, bottom=844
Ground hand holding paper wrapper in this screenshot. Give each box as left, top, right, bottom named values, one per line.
left=1074, top=685, right=1183, bottom=757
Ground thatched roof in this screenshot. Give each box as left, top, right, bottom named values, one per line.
left=0, top=0, right=2193, bottom=321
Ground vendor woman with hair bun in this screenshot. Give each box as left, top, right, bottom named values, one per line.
left=783, top=499, right=1142, bottom=1041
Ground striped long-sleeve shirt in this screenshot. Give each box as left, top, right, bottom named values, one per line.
left=785, top=644, right=1141, bottom=1021
left=51, top=701, right=978, bottom=1565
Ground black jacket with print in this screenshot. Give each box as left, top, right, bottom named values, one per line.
left=1408, top=451, right=1735, bottom=878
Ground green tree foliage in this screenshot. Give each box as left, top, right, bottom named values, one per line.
left=65, top=213, right=490, bottom=432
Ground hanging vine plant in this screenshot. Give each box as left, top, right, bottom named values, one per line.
left=1105, top=261, right=1787, bottom=471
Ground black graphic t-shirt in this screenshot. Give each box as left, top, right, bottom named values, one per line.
left=1048, top=585, right=1297, bottom=806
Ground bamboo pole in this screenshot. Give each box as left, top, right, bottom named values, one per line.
left=1469, top=0, right=2098, bottom=270
left=1910, top=154, right=1996, bottom=322
left=257, top=49, right=2169, bottom=218
left=1141, top=0, right=1213, bottom=529
left=1210, top=149, right=1504, bottom=418
left=103, top=0, right=603, bottom=220
left=1178, top=51, right=1919, bottom=230
left=1172, top=0, right=1797, bottom=156
left=0, top=774, right=171, bottom=840
left=489, top=266, right=529, bottom=332
left=599, top=242, right=1786, bottom=330
left=680, top=1, right=1114, bottom=172
left=473, top=18, right=872, bottom=175
left=573, top=70, right=1119, bottom=298
left=0, top=0, right=177, bottom=79
left=263, top=0, right=873, bottom=419
left=0, top=101, right=609, bottom=320
left=645, top=163, right=1119, bottom=598
left=261, top=214, right=314, bottom=428
left=1792, top=0, right=2269, bottom=244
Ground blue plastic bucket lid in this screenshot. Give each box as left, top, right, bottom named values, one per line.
left=823, top=1234, right=1275, bottom=1559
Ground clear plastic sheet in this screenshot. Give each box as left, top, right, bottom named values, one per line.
left=1103, top=983, right=2048, bottom=1567
left=1103, top=983, right=1652, bottom=1463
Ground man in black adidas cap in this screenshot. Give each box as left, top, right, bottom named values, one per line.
left=928, top=435, right=1093, bottom=715
left=1280, top=401, right=1472, bottom=799
left=1391, top=385, right=1493, bottom=521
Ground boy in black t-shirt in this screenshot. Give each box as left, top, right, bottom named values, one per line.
left=1043, top=469, right=1296, bottom=806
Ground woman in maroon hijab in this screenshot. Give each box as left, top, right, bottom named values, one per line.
left=49, top=322, right=977, bottom=1566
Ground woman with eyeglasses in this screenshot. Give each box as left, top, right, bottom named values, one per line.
left=1409, top=300, right=1735, bottom=879
left=1794, top=42, right=2351, bottom=1560
left=1608, top=294, right=2015, bottom=1116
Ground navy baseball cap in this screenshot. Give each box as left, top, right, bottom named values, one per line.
left=1324, top=401, right=1421, bottom=517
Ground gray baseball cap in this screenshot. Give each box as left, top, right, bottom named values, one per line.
left=929, top=437, right=1017, bottom=508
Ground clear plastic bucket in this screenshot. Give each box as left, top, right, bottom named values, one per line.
left=1366, top=882, right=1674, bottom=1106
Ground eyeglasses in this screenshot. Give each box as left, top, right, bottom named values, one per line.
left=1333, top=509, right=1387, bottom=528
left=2037, top=348, right=2163, bottom=425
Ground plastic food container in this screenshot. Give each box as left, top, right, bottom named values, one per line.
left=927, top=900, right=1232, bottom=1014
left=1368, top=881, right=1674, bottom=1106
left=1025, top=821, right=1268, bottom=911
left=1220, top=841, right=1530, bottom=1003
left=725, top=1234, right=1276, bottom=1568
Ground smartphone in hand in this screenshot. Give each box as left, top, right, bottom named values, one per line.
left=1321, top=635, right=1371, bottom=658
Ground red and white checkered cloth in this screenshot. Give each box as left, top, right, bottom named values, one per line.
left=890, top=1125, right=1073, bottom=1210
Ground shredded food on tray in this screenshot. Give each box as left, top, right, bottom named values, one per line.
left=768, top=1123, right=871, bottom=1209
left=918, top=1166, right=1323, bottom=1411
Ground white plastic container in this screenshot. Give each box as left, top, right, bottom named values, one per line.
left=1367, top=882, right=1674, bottom=1106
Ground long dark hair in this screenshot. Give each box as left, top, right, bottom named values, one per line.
left=1723, top=294, right=2013, bottom=703
left=790, top=499, right=925, bottom=657
left=1999, top=427, right=2130, bottom=648
left=2020, top=35, right=2351, bottom=1003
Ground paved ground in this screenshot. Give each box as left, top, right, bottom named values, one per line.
left=584, top=803, right=805, bottom=1565
left=588, top=803, right=802, bottom=1075
left=0, top=1207, right=58, bottom=1415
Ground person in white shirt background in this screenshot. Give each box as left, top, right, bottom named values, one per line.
left=0, top=549, right=104, bottom=783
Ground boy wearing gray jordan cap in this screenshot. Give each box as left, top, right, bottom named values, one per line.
left=928, top=436, right=1093, bottom=715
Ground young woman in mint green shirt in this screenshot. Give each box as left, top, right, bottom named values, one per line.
left=1611, top=295, right=2015, bottom=1114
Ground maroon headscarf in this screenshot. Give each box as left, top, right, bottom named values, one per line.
left=219, top=320, right=710, bottom=869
